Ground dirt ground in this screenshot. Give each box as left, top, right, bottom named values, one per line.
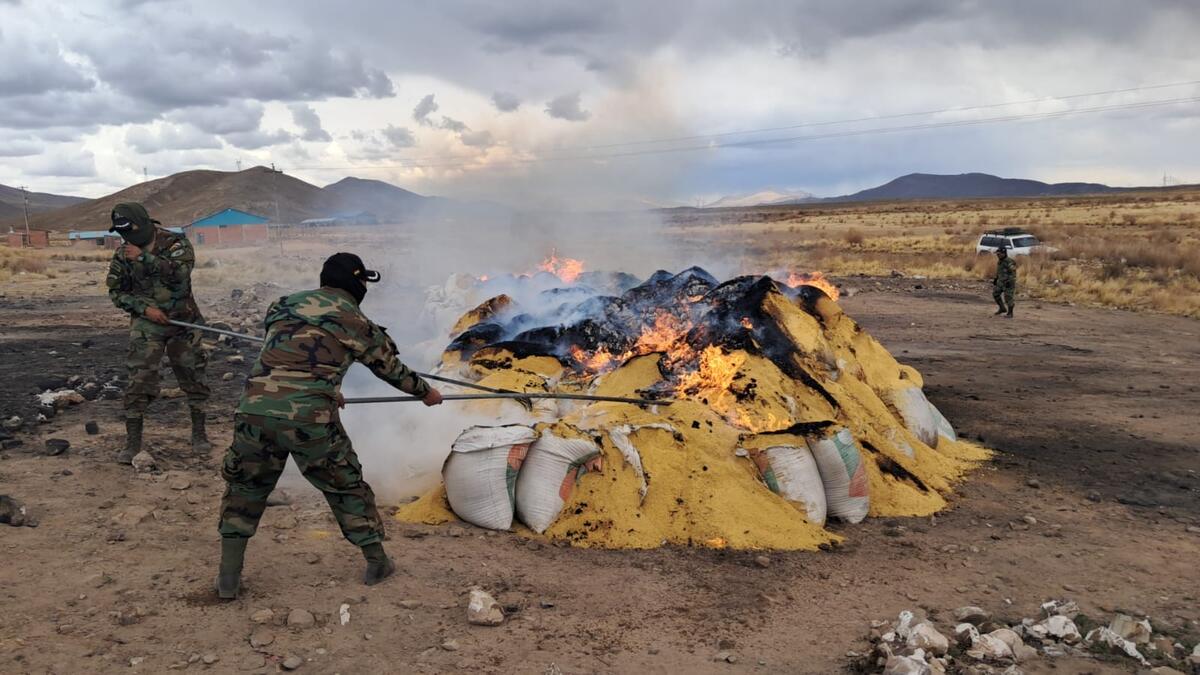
left=1, top=265, right=1198, bottom=674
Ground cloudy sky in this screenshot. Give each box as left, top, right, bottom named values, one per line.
left=1, top=0, right=1198, bottom=207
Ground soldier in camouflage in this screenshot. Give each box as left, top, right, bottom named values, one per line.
left=992, top=246, right=1017, bottom=318
left=105, top=203, right=211, bottom=464
left=215, top=252, right=442, bottom=599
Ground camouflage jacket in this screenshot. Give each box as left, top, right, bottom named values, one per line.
left=994, top=257, right=1017, bottom=288
left=237, top=287, right=432, bottom=422
left=106, top=227, right=202, bottom=329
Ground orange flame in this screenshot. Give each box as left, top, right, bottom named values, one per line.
left=784, top=271, right=840, bottom=300
left=538, top=249, right=585, bottom=284
left=631, top=312, right=695, bottom=365
left=569, top=345, right=621, bottom=373
left=740, top=317, right=753, bottom=330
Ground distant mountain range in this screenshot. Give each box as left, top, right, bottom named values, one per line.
left=0, top=167, right=471, bottom=233
left=700, top=172, right=1176, bottom=208
left=0, top=184, right=88, bottom=222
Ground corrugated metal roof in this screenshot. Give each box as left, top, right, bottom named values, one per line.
left=188, top=208, right=269, bottom=228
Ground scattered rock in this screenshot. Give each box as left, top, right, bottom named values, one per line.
left=1021, top=515, right=1037, bottom=526
left=1012, top=644, right=1038, bottom=662
left=226, top=355, right=245, bottom=365
left=1025, top=478, right=1040, bottom=489
left=1085, top=626, right=1148, bottom=665
left=441, top=638, right=460, bottom=652
left=967, top=632, right=1013, bottom=660
left=43, top=438, right=70, bottom=456
left=467, top=588, right=504, bottom=626
left=85, top=420, right=100, bottom=435
left=221, top=372, right=235, bottom=382
left=159, top=387, right=184, bottom=399
left=398, top=600, right=421, bottom=610
left=248, top=628, right=274, bottom=648
left=0, top=495, right=27, bottom=527
left=274, top=515, right=299, bottom=530
left=239, top=654, right=266, bottom=670
left=882, top=654, right=931, bottom=675
left=266, top=490, right=293, bottom=507
left=713, top=650, right=738, bottom=663
left=1028, top=615, right=1081, bottom=644
left=953, top=606, right=989, bottom=625
left=1186, top=525, right=1200, bottom=534
left=753, top=555, right=771, bottom=568
left=339, top=603, right=351, bottom=626
left=2, top=416, right=21, bottom=432
left=1107, top=613, right=1152, bottom=645
left=287, top=608, right=315, bottom=628
left=1147, top=667, right=1185, bottom=675
left=907, top=622, right=949, bottom=656
left=201, top=653, right=218, bottom=665
left=281, top=655, right=303, bottom=670
left=954, top=623, right=981, bottom=649
left=131, top=451, right=156, bottom=473
left=111, top=505, right=155, bottom=528
left=303, top=552, right=320, bottom=564
left=250, top=608, right=274, bottom=624
left=168, top=477, right=192, bottom=491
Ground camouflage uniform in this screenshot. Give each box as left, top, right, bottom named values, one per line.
left=218, top=287, right=431, bottom=547
left=992, top=255, right=1017, bottom=311
left=106, top=228, right=210, bottom=417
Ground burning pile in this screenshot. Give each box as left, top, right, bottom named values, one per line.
left=398, top=265, right=989, bottom=550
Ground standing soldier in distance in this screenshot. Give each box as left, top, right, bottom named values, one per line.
left=105, top=203, right=212, bottom=464
left=992, top=245, right=1017, bottom=318
left=215, top=252, right=443, bottom=599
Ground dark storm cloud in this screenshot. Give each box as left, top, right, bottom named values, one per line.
left=0, top=31, right=94, bottom=97
left=78, top=19, right=395, bottom=108
left=382, top=124, right=416, bottom=148
left=460, top=2, right=614, bottom=46
left=289, top=103, right=332, bottom=142
left=125, top=124, right=222, bottom=154
left=167, top=101, right=264, bottom=135
left=224, top=127, right=294, bottom=150
left=544, top=92, right=590, bottom=121
left=413, top=94, right=439, bottom=126
left=492, top=91, right=521, bottom=112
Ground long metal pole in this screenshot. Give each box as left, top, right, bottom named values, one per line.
left=344, top=393, right=670, bottom=406
left=165, top=319, right=576, bottom=398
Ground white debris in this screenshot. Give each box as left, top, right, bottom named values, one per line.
left=907, top=623, right=949, bottom=656
left=953, top=623, right=980, bottom=648
left=966, top=633, right=1013, bottom=660
left=1027, top=615, right=1081, bottom=644
left=37, top=389, right=85, bottom=408
left=1084, top=627, right=1149, bottom=666
left=1039, top=599, right=1080, bottom=618
left=607, top=423, right=675, bottom=503
left=466, top=588, right=504, bottom=626
left=883, top=652, right=932, bottom=675
left=1108, top=613, right=1152, bottom=644
left=338, top=603, right=350, bottom=626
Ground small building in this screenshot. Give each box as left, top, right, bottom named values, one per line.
left=4, top=230, right=51, bottom=248
left=184, top=208, right=270, bottom=247
left=299, top=211, right=378, bottom=228
left=70, top=227, right=186, bottom=250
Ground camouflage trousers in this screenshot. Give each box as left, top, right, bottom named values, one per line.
left=218, top=414, right=385, bottom=547
left=124, top=319, right=210, bottom=417
left=992, top=283, right=1015, bottom=309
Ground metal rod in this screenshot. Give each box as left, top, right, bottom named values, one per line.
left=344, top=393, right=672, bottom=406
left=166, top=319, right=544, bottom=397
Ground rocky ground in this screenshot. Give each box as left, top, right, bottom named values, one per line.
left=1, top=264, right=1198, bottom=674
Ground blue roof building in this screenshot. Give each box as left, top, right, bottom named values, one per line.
left=188, top=208, right=269, bottom=228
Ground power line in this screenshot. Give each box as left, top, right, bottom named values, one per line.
left=287, top=94, right=1200, bottom=174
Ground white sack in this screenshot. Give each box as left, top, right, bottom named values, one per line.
left=806, top=427, right=870, bottom=523
left=928, top=402, right=957, bottom=442
left=443, top=424, right=538, bottom=530
left=892, top=386, right=939, bottom=447
left=747, top=444, right=827, bottom=526
left=515, top=432, right=601, bottom=533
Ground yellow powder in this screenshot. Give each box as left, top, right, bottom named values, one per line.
left=397, top=284, right=992, bottom=550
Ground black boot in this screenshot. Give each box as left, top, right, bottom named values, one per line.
left=190, top=407, right=212, bottom=452
left=118, top=417, right=142, bottom=464
left=993, top=304, right=1006, bottom=316
left=216, top=537, right=247, bottom=600
left=362, top=542, right=396, bottom=586
left=1006, top=307, right=1014, bottom=318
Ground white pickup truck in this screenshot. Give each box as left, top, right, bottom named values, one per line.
left=975, top=230, right=1054, bottom=256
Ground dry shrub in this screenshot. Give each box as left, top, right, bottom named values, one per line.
left=1121, top=214, right=1138, bottom=226
left=1100, top=258, right=1127, bottom=280
left=843, top=228, right=865, bottom=246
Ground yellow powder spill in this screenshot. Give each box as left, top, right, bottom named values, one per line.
left=397, top=285, right=992, bottom=550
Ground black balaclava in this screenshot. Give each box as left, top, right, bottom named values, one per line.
left=320, top=252, right=381, bottom=305
left=109, top=202, right=159, bottom=247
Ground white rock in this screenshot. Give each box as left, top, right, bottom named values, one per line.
left=883, top=654, right=932, bottom=675
left=907, top=623, right=950, bottom=656
left=286, top=608, right=315, bottom=628
left=250, top=609, right=274, bottom=624
left=338, top=603, right=351, bottom=626
left=1012, top=644, right=1038, bottom=662
left=966, top=634, right=1013, bottom=660
left=131, top=451, right=156, bottom=472
left=987, top=628, right=1024, bottom=651
left=894, top=610, right=917, bottom=641
left=1028, top=615, right=1081, bottom=644
left=467, top=588, right=504, bottom=626
left=953, top=606, right=989, bottom=624
left=953, top=623, right=980, bottom=648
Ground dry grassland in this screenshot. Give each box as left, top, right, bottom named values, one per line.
left=670, top=188, right=1200, bottom=317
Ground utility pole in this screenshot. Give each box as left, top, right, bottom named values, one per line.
left=269, top=163, right=284, bottom=254
left=19, top=185, right=31, bottom=246
left=236, top=159, right=242, bottom=171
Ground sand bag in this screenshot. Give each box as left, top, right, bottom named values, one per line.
left=807, top=427, right=870, bottom=523
left=744, top=444, right=827, bottom=525
left=928, top=402, right=957, bottom=442
left=515, top=432, right=602, bottom=534
left=443, top=424, right=538, bottom=530
left=891, top=386, right=939, bottom=447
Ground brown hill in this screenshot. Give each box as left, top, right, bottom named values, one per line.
left=1, top=166, right=333, bottom=232
left=0, top=183, right=88, bottom=223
